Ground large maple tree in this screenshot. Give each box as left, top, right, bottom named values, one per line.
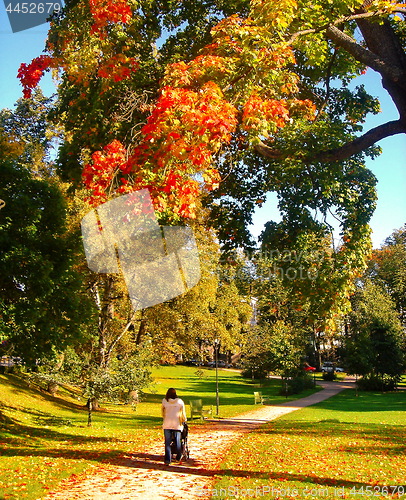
left=17, top=0, right=406, bottom=340
left=18, top=0, right=404, bottom=229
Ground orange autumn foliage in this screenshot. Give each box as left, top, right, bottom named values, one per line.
left=18, top=0, right=317, bottom=220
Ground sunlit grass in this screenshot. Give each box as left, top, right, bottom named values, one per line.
left=213, top=390, right=406, bottom=499
left=0, top=366, right=317, bottom=498
left=0, top=373, right=161, bottom=499
left=146, top=365, right=320, bottom=419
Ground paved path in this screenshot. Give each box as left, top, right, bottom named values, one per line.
left=43, top=379, right=355, bottom=500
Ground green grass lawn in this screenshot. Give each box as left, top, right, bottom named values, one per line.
left=0, top=373, right=162, bottom=499
left=147, top=365, right=320, bottom=419
left=312, top=372, right=347, bottom=382
left=0, top=365, right=311, bottom=499
left=212, top=389, right=406, bottom=499
left=2, top=366, right=404, bottom=500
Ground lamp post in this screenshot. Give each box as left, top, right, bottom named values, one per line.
left=214, top=338, right=219, bottom=416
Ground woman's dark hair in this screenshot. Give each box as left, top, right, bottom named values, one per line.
left=165, top=388, right=177, bottom=401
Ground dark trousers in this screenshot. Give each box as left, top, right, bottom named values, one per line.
left=164, top=429, right=181, bottom=463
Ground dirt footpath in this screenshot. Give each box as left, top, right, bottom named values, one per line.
left=43, top=380, right=354, bottom=500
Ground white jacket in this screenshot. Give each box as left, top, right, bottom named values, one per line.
left=161, top=397, right=187, bottom=430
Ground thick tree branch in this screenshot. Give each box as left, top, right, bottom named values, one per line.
left=287, top=9, right=406, bottom=45
left=356, top=17, right=406, bottom=69
left=254, top=142, right=283, bottom=159
left=254, top=120, right=406, bottom=163
left=325, top=25, right=406, bottom=87
left=315, top=120, right=406, bottom=162
left=105, top=310, right=139, bottom=361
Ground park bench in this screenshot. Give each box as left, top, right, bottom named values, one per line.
left=254, top=391, right=270, bottom=404
left=189, top=399, right=213, bottom=420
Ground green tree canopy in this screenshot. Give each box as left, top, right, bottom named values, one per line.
left=14, top=0, right=406, bottom=370
left=365, top=225, right=406, bottom=325
left=344, top=281, right=405, bottom=385
left=0, top=95, right=93, bottom=364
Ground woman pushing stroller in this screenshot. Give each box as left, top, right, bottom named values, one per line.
left=161, top=388, right=187, bottom=465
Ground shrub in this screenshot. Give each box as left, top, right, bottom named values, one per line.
left=241, top=367, right=269, bottom=379
left=85, top=354, right=153, bottom=403
left=280, top=374, right=314, bottom=395
left=357, top=374, right=400, bottom=391
left=322, top=371, right=337, bottom=381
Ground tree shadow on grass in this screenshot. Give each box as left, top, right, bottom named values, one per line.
left=0, top=444, right=125, bottom=463
left=257, top=419, right=406, bottom=456
left=1, top=374, right=85, bottom=412
left=0, top=403, right=162, bottom=461
left=0, top=415, right=161, bottom=464
left=145, top=376, right=284, bottom=407
left=1, top=401, right=83, bottom=427
left=120, top=451, right=376, bottom=490
left=0, top=397, right=161, bottom=429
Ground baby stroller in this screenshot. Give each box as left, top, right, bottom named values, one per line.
left=171, top=422, right=190, bottom=462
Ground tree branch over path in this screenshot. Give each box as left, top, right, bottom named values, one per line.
left=255, top=120, right=406, bottom=163
left=254, top=8, right=406, bottom=165
left=314, top=119, right=406, bottom=162
left=325, top=25, right=406, bottom=88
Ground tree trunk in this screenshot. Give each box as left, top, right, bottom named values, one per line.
left=97, top=275, right=115, bottom=369
left=86, top=397, right=99, bottom=426
left=135, top=310, right=147, bottom=345
left=47, top=382, right=59, bottom=395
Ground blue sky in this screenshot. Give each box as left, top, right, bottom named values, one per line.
left=1, top=8, right=405, bottom=249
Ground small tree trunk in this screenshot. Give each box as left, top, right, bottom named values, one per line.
left=86, top=397, right=99, bottom=427
left=135, top=312, right=146, bottom=345
left=87, top=398, right=92, bottom=427
left=47, top=382, right=59, bottom=395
